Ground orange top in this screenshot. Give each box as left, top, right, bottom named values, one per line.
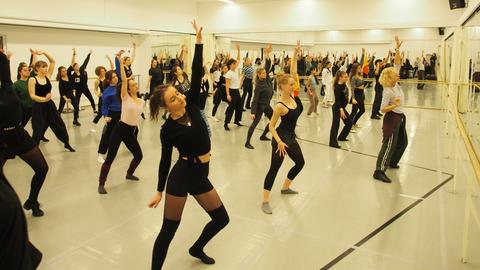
left=294, top=74, right=300, bottom=97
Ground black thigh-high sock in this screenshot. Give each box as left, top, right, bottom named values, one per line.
left=152, top=218, right=181, bottom=270
left=189, top=205, right=229, bottom=261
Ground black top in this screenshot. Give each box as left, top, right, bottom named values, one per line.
left=33, top=77, right=52, bottom=98
left=158, top=44, right=209, bottom=192
left=149, top=66, right=164, bottom=84
left=68, top=53, right=90, bottom=91
left=173, top=75, right=191, bottom=94
left=59, top=78, right=74, bottom=97
left=99, top=79, right=105, bottom=93
left=251, top=78, right=273, bottom=114
left=277, top=96, right=303, bottom=135
left=0, top=51, right=42, bottom=270
left=199, top=78, right=209, bottom=110
left=333, top=83, right=349, bottom=109
left=125, top=66, right=133, bottom=79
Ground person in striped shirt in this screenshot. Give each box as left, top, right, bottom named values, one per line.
left=240, top=57, right=254, bottom=110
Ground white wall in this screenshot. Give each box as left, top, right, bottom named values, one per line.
left=1, top=24, right=152, bottom=106
left=0, top=0, right=197, bottom=33
left=218, top=28, right=442, bottom=61
left=198, top=0, right=463, bottom=33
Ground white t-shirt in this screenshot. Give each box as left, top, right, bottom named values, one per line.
left=213, top=70, right=221, bottom=83
left=225, top=69, right=240, bottom=89
left=418, top=60, right=425, bottom=71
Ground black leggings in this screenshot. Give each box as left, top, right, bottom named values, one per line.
left=264, top=140, right=305, bottom=191
left=75, top=87, right=96, bottom=112
left=246, top=105, right=273, bottom=144
left=58, top=92, right=79, bottom=122
left=93, top=97, right=103, bottom=124
left=99, top=121, right=142, bottom=185
left=329, top=106, right=353, bottom=145
left=98, top=111, right=121, bottom=155
left=211, top=87, right=224, bottom=117
left=372, top=85, right=383, bottom=116
left=241, top=79, right=253, bottom=109
left=224, top=89, right=243, bottom=124
left=31, top=101, right=70, bottom=146
left=350, top=89, right=365, bottom=125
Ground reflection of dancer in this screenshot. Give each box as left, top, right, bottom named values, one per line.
left=149, top=21, right=229, bottom=269
left=0, top=50, right=49, bottom=218
left=224, top=44, right=243, bottom=130
left=329, top=71, right=353, bottom=148
left=69, top=49, right=96, bottom=112
left=56, top=66, right=80, bottom=126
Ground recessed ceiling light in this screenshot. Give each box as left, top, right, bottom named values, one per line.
left=218, top=0, right=233, bottom=3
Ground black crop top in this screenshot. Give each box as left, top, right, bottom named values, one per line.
left=34, top=77, right=52, bottom=98
left=59, top=78, right=74, bottom=97
left=277, top=96, right=303, bottom=135
left=157, top=44, right=208, bottom=192
left=333, top=83, right=349, bottom=109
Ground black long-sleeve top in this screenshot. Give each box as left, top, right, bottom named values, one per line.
left=68, top=53, right=90, bottom=91
left=0, top=52, right=22, bottom=130
left=251, top=78, right=273, bottom=115
left=58, top=78, right=75, bottom=98
left=333, top=83, right=349, bottom=109
left=157, top=44, right=209, bottom=192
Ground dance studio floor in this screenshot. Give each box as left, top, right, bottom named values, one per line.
left=5, top=83, right=480, bottom=270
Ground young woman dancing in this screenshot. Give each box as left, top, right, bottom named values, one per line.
left=91, top=56, right=114, bottom=132
left=261, top=41, right=305, bottom=215
left=69, top=49, right=96, bottom=113
left=0, top=50, right=49, bottom=218
left=97, top=54, right=144, bottom=194
left=13, top=62, right=34, bottom=127
left=224, top=44, right=243, bottom=130
left=57, top=66, right=80, bottom=126
left=245, top=67, right=274, bottom=149
left=306, top=67, right=320, bottom=116
left=373, top=38, right=408, bottom=183
left=349, top=48, right=366, bottom=130
left=211, top=65, right=228, bottom=122
left=28, top=51, right=76, bottom=152
left=329, top=71, right=353, bottom=148
left=148, top=20, right=229, bottom=269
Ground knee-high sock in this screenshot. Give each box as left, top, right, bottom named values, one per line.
left=152, top=218, right=180, bottom=270
left=190, top=205, right=229, bottom=254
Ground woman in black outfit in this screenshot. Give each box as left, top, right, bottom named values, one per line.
left=211, top=65, right=227, bottom=121
left=148, top=20, right=229, bottom=270
left=92, top=56, right=114, bottom=132
left=349, top=49, right=366, bottom=129
left=147, top=58, right=165, bottom=100
left=245, top=67, right=273, bottom=149
left=0, top=50, right=49, bottom=218
left=329, top=71, right=353, bottom=148
left=69, top=49, right=96, bottom=113
left=28, top=51, right=75, bottom=152
left=56, top=66, right=80, bottom=126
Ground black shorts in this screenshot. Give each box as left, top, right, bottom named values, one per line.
left=166, top=159, right=214, bottom=197
left=0, top=127, right=36, bottom=160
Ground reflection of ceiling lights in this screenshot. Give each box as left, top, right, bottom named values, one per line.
left=218, top=0, right=233, bottom=3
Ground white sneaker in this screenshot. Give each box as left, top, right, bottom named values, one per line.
left=97, top=155, right=105, bottom=164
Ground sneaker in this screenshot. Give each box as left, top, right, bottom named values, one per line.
left=245, top=143, right=254, bottom=149
left=262, top=202, right=273, bottom=215
left=370, top=115, right=381, bottom=120
left=234, top=122, right=243, bottom=127
left=281, top=188, right=299, bottom=195
left=97, top=155, right=105, bottom=164
left=373, top=170, right=392, bottom=183
left=126, top=174, right=140, bottom=181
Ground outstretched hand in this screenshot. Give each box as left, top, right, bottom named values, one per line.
left=395, top=36, right=403, bottom=49
left=191, top=19, right=203, bottom=43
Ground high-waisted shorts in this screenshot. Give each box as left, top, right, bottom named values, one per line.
left=166, top=159, right=214, bottom=197
left=0, top=127, right=36, bottom=160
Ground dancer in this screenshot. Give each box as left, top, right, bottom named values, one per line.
left=329, top=71, right=353, bottom=148
left=261, top=41, right=305, bottom=215
left=371, top=54, right=390, bottom=120
left=224, top=44, right=243, bottom=130
left=56, top=66, right=80, bottom=126
left=199, top=65, right=212, bottom=137
left=211, top=65, right=227, bottom=122
left=13, top=62, right=34, bottom=127
left=148, top=20, right=229, bottom=269
left=374, top=38, right=408, bottom=183
left=306, top=67, right=320, bottom=117
left=146, top=58, right=165, bottom=100
left=97, top=67, right=121, bottom=163
left=240, top=56, right=254, bottom=110
left=321, top=61, right=334, bottom=107
left=97, top=54, right=144, bottom=194
left=69, top=49, right=96, bottom=112
left=28, top=51, right=76, bottom=152
left=349, top=48, right=366, bottom=130
left=92, top=56, right=114, bottom=132
left=245, top=67, right=274, bottom=149
left=0, top=50, right=49, bottom=218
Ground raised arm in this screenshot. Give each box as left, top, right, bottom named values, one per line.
left=115, top=50, right=125, bottom=83
left=70, top=48, right=76, bottom=67
left=131, top=42, right=136, bottom=64
left=119, top=55, right=128, bottom=98
left=29, top=48, right=38, bottom=71
left=80, top=50, right=92, bottom=71
left=38, top=51, right=55, bottom=79
left=290, top=40, right=300, bottom=76
left=186, top=19, right=204, bottom=105
left=394, top=36, right=403, bottom=66
left=236, top=44, right=240, bottom=65
left=106, top=55, right=114, bottom=70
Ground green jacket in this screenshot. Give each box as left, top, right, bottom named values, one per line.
left=12, top=79, right=33, bottom=108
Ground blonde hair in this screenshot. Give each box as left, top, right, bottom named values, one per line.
left=276, top=73, right=293, bottom=91
left=379, top=67, right=398, bottom=87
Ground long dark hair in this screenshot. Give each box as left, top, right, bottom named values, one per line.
left=17, top=62, right=28, bottom=80
left=103, top=70, right=116, bottom=89
left=149, top=84, right=170, bottom=120
left=349, top=63, right=360, bottom=78
left=334, top=70, right=347, bottom=88
left=56, top=66, right=66, bottom=81
left=226, top=59, right=237, bottom=70
left=169, top=65, right=181, bottom=83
